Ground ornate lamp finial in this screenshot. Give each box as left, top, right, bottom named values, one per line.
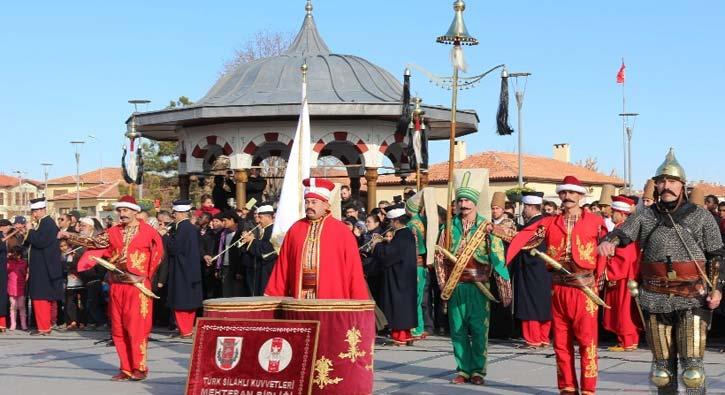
left=437, top=0, right=478, bottom=46
left=305, top=0, right=313, bottom=16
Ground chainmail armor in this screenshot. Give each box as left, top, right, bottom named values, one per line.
left=615, top=204, right=723, bottom=313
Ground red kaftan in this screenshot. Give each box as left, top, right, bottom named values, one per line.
left=265, top=214, right=369, bottom=300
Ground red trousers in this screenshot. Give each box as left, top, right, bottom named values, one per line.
left=603, top=279, right=640, bottom=348
left=109, top=283, right=153, bottom=374
left=521, top=320, right=551, bottom=346
left=391, top=329, right=412, bottom=344
left=552, top=285, right=599, bottom=394
left=33, top=300, right=53, bottom=332
left=174, top=310, right=197, bottom=336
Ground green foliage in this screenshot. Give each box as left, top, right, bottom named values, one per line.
left=505, top=186, right=535, bottom=203
left=138, top=199, right=155, bottom=214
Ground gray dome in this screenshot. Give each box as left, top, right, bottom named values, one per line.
left=196, top=14, right=402, bottom=106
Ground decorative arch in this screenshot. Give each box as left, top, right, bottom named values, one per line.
left=312, top=131, right=369, bottom=155
left=188, top=135, right=234, bottom=173
left=242, top=132, right=293, bottom=156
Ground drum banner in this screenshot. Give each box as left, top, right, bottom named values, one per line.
left=185, top=318, right=319, bottom=395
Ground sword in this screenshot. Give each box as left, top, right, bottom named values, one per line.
left=626, top=280, right=646, bottom=327
left=435, top=245, right=500, bottom=303
left=529, top=249, right=610, bottom=309
left=91, top=256, right=160, bottom=299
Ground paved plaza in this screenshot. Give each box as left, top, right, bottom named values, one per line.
left=1, top=329, right=724, bottom=394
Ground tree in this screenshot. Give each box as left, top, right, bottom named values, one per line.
left=575, top=157, right=599, bottom=172
left=222, top=31, right=294, bottom=75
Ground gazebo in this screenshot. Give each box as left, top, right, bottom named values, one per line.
left=130, top=1, right=479, bottom=212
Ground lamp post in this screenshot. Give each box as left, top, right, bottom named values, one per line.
left=40, top=163, right=52, bottom=197
left=509, top=72, right=531, bottom=188
left=70, top=141, right=85, bottom=211
left=618, top=112, right=638, bottom=192
left=436, top=0, right=478, bottom=247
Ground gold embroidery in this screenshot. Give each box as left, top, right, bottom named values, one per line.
left=547, top=239, right=565, bottom=258
left=139, top=340, right=147, bottom=371
left=584, top=340, right=598, bottom=378
left=128, top=251, right=147, bottom=273
left=140, top=293, right=149, bottom=319
left=576, top=236, right=595, bottom=262
left=338, top=326, right=366, bottom=363
left=490, top=237, right=505, bottom=262
left=585, top=297, right=598, bottom=317
left=365, top=343, right=375, bottom=371
left=313, top=356, right=343, bottom=389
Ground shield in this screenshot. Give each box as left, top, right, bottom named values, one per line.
left=215, top=337, right=242, bottom=371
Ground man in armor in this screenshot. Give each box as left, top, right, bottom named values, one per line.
left=599, top=148, right=725, bottom=394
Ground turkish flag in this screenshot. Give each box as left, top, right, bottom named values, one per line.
left=616, top=61, right=626, bottom=84
left=77, top=248, right=108, bottom=272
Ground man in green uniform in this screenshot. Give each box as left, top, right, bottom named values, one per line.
left=435, top=171, right=509, bottom=386
left=405, top=188, right=438, bottom=339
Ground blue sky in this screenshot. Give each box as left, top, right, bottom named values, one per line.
left=1, top=1, right=723, bottom=188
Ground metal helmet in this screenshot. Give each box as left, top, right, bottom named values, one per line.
left=653, top=148, right=686, bottom=182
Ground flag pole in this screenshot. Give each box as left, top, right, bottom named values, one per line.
left=299, top=62, right=307, bottom=218
left=620, top=57, right=627, bottom=191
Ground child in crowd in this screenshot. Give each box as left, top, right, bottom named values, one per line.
left=7, top=245, right=28, bottom=331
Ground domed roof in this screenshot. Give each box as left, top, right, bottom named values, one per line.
left=131, top=2, right=479, bottom=142
left=197, top=11, right=401, bottom=106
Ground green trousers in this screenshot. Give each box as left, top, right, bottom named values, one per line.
left=448, top=282, right=490, bottom=379
left=412, top=266, right=428, bottom=336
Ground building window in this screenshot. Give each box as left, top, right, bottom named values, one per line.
left=15, top=192, right=21, bottom=206
left=83, top=206, right=97, bottom=216
left=0, top=193, right=4, bottom=205
left=53, top=189, right=68, bottom=197
left=29, top=192, right=35, bottom=200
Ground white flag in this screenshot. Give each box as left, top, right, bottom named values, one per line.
left=271, top=73, right=311, bottom=247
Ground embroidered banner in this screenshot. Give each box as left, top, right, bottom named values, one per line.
left=185, top=318, right=319, bottom=395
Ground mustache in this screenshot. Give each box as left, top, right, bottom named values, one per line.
left=562, top=199, right=575, bottom=204
left=661, top=189, right=677, bottom=196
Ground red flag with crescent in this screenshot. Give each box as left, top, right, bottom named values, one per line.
left=616, top=61, right=626, bottom=84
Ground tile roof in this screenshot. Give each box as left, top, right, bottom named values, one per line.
left=0, top=174, right=42, bottom=188
left=690, top=182, right=725, bottom=198
left=377, top=151, right=625, bottom=186
left=47, top=167, right=123, bottom=185
left=49, top=181, right=121, bottom=201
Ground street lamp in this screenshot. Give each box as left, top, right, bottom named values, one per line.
left=70, top=141, right=85, bottom=211
left=13, top=170, right=27, bottom=214
left=40, top=163, right=52, bottom=197
left=437, top=0, right=478, bottom=247
left=509, top=71, right=531, bottom=188
left=618, top=112, right=639, bottom=192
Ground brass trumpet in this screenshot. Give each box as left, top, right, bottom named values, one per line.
left=359, top=227, right=393, bottom=254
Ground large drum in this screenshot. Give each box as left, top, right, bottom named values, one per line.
left=203, top=297, right=284, bottom=320
left=280, top=299, right=376, bottom=395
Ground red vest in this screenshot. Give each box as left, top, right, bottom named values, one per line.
left=545, top=211, right=607, bottom=275
left=107, top=221, right=164, bottom=278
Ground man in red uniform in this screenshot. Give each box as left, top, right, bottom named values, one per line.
left=602, top=195, right=641, bottom=351
left=62, top=195, right=163, bottom=381
left=506, top=176, right=607, bottom=395
left=264, top=178, right=368, bottom=299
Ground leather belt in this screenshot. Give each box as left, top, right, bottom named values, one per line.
left=641, top=261, right=705, bottom=298
left=416, top=256, right=425, bottom=267
left=553, top=271, right=594, bottom=287
left=458, top=264, right=491, bottom=283
left=302, top=270, right=317, bottom=290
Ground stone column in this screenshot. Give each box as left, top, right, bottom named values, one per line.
left=364, top=167, right=379, bottom=213
left=234, top=169, right=248, bottom=210
left=178, top=174, right=190, bottom=200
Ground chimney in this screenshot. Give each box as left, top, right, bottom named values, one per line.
left=454, top=141, right=467, bottom=162
left=553, top=143, right=570, bottom=163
